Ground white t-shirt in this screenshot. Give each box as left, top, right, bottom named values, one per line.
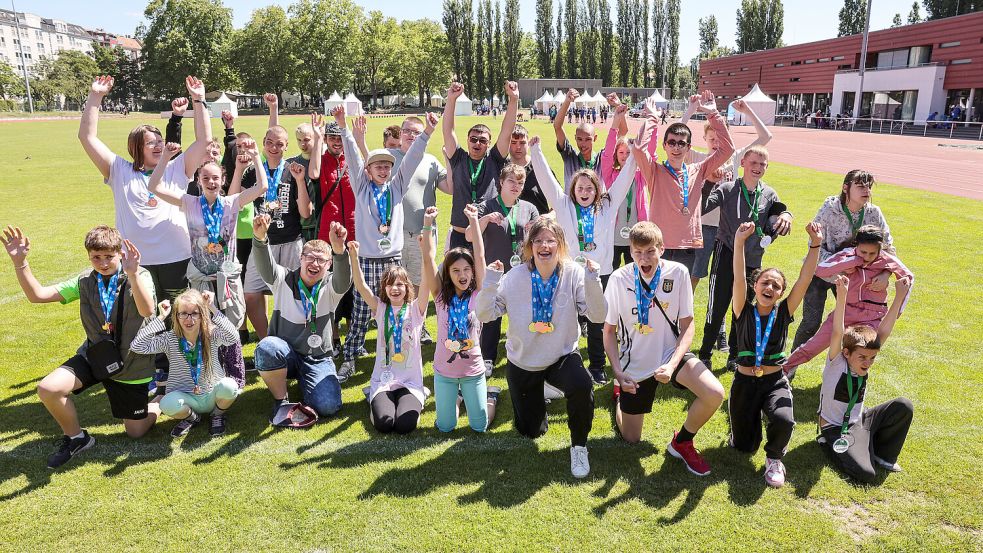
left=604, top=260, right=694, bottom=382
left=105, top=154, right=192, bottom=265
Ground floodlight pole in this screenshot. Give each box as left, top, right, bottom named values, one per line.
left=851, top=0, right=872, bottom=124
left=11, top=0, right=33, bottom=113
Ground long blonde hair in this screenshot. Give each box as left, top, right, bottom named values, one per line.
left=170, top=289, right=215, bottom=374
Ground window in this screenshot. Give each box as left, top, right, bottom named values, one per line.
left=838, top=64, right=852, bottom=70
left=819, top=57, right=830, bottom=62
left=791, top=60, right=802, bottom=65
left=774, top=63, right=784, bottom=67
left=724, top=82, right=732, bottom=86
left=741, top=67, right=749, bottom=71
left=833, top=55, right=845, bottom=61
left=728, top=72, right=736, bottom=76
left=805, top=59, right=816, bottom=64
left=790, top=77, right=800, bottom=82
left=940, top=41, right=960, bottom=48
left=951, top=59, right=972, bottom=65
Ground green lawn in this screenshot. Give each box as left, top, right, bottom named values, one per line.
left=0, top=114, right=980, bottom=552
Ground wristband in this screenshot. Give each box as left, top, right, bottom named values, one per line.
left=14, top=262, right=28, bottom=270
left=194, top=99, right=209, bottom=107
left=421, top=225, right=434, bottom=231
left=809, top=243, right=821, bottom=248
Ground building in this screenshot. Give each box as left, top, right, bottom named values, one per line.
left=89, top=29, right=142, bottom=61
left=517, top=78, right=670, bottom=108
left=698, top=11, right=983, bottom=123
left=0, top=9, right=95, bottom=74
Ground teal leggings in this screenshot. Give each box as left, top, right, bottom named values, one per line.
left=433, top=373, right=488, bottom=433
left=160, top=377, right=239, bottom=418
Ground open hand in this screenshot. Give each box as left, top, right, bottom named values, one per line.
left=121, top=239, right=141, bottom=274
left=1, top=225, right=30, bottom=265
left=90, top=75, right=114, bottom=96
left=866, top=270, right=890, bottom=292
left=311, top=112, right=325, bottom=136
left=330, top=106, right=346, bottom=128
left=695, top=90, right=718, bottom=114
left=185, top=76, right=205, bottom=101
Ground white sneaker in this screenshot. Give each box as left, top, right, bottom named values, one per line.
left=337, top=361, right=356, bottom=383
left=484, top=360, right=494, bottom=378
left=872, top=454, right=902, bottom=472
left=764, top=458, right=786, bottom=488
left=570, top=445, right=590, bottom=478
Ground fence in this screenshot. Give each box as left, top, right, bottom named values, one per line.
left=773, top=115, right=983, bottom=140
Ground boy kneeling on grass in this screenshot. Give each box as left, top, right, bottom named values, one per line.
left=3, top=225, right=159, bottom=468
left=818, top=274, right=913, bottom=483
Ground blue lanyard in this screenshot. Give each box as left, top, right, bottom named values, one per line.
left=663, top=161, right=690, bottom=208
left=199, top=195, right=224, bottom=243
left=179, top=337, right=204, bottom=388
left=576, top=204, right=595, bottom=250
left=447, top=293, right=471, bottom=341
left=140, top=170, right=156, bottom=201
left=633, top=264, right=661, bottom=327
left=96, top=269, right=121, bottom=325
left=298, top=279, right=322, bottom=332
left=753, top=306, right=778, bottom=368
left=385, top=303, right=408, bottom=357
left=263, top=158, right=285, bottom=202
left=530, top=267, right=560, bottom=323
left=370, top=182, right=392, bottom=226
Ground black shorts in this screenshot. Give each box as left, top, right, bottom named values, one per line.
left=619, top=353, right=696, bottom=415
left=63, top=354, right=151, bottom=420
left=662, top=248, right=697, bottom=273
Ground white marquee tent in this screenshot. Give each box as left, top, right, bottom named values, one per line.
left=733, top=83, right=776, bottom=125
left=207, top=92, right=237, bottom=118
left=455, top=93, right=474, bottom=116
left=535, top=90, right=556, bottom=111
left=323, top=91, right=343, bottom=112
left=429, top=93, right=445, bottom=108
left=343, top=92, right=363, bottom=115
left=646, top=89, right=669, bottom=109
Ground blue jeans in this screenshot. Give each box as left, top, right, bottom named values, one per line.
left=433, top=373, right=487, bottom=433
left=254, top=336, right=342, bottom=416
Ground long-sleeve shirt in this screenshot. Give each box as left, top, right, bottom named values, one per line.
left=130, top=313, right=239, bottom=394
left=812, top=196, right=894, bottom=264
left=317, top=150, right=356, bottom=241
left=687, top=141, right=755, bottom=227
left=703, top=179, right=787, bottom=268
left=342, top=128, right=429, bottom=258
left=601, top=119, right=658, bottom=246
left=532, top=142, right=636, bottom=275
left=253, top=238, right=353, bottom=358
left=816, top=248, right=913, bottom=314
left=644, top=111, right=734, bottom=250
left=476, top=261, right=606, bottom=371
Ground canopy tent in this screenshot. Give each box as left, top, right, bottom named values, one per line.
left=534, top=90, right=556, bottom=111
left=574, top=90, right=599, bottom=107
left=323, top=91, right=343, bottom=113
left=455, top=93, right=474, bottom=116
left=553, top=91, right=566, bottom=104
left=646, top=90, right=669, bottom=109
left=207, top=92, right=237, bottom=118
left=732, top=83, right=776, bottom=125
left=343, top=92, right=363, bottom=115
left=429, top=94, right=444, bottom=108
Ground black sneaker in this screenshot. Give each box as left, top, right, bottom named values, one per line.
left=47, top=430, right=95, bottom=469
left=715, top=332, right=730, bottom=353
left=209, top=414, right=227, bottom=437
left=420, top=326, right=434, bottom=344
left=580, top=322, right=589, bottom=338
left=589, top=366, right=609, bottom=385
left=170, top=412, right=201, bottom=438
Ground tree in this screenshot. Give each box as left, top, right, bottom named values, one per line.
left=666, top=0, right=681, bottom=94
left=290, top=0, right=363, bottom=106
left=357, top=10, right=399, bottom=109
left=555, top=1, right=564, bottom=77
left=564, top=0, right=577, bottom=78
left=765, top=0, right=784, bottom=50
left=599, top=0, right=615, bottom=85
left=92, top=44, right=142, bottom=107
left=892, top=13, right=903, bottom=26
left=31, top=50, right=99, bottom=109
left=474, top=1, right=486, bottom=98
left=493, top=1, right=503, bottom=98
left=517, top=33, right=541, bottom=79
left=837, top=0, right=865, bottom=37
left=616, top=0, right=634, bottom=86
left=534, top=0, right=554, bottom=78
left=736, top=0, right=784, bottom=52
left=443, top=0, right=475, bottom=93
left=138, top=0, right=236, bottom=98
left=699, top=15, right=719, bottom=58
left=503, top=0, right=522, bottom=80
left=229, top=6, right=295, bottom=106
left=923, top=0, right=979, bottom=20
left=677, top=61, right=696, bottom=97
left=652, top=0, right=667, bottom=87
left=398, top=19, right=451, bottom=107
left=578, top=0, right=599, bottom=82
left=0, top=60, right=24, bottom=99
left=907, top=1, right=922, bottom=23
left=640, top=0, right=650, bottom=87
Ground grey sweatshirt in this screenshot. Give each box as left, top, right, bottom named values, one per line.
left=703, top=179, right=788, bottom=268
left=476, top=260, right=606, bottom=371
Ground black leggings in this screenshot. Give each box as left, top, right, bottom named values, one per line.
left=506, top=352, right=594, bottom=446
left=612, top=245, right=632, bottom=269
left=583, top=274, right=610, bottom=372
left=699, top=243, right=755, bottom=360
left=371, top=387, right=423, bottom=434
left=144, top=258, right=190, bottom=304
left=236, top=238, right=252, bottom=287
left=821, top=397, right=913, bottom=483
left=728, top=370, right=795, bottom=460
left=479, top=316, right=503, bottom=364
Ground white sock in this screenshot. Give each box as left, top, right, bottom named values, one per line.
left=70, top=431, right=85, bottom=440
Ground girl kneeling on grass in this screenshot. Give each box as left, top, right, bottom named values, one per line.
left=728, top=221, right=822, bottom=488
left=348, top=241, right=427, bottom=435
left=421, top=205, right=500, bottom=433
left=131, top=289, right=240, bottom=438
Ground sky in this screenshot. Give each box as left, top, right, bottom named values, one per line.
left=27, top=0, right=911, bottom=63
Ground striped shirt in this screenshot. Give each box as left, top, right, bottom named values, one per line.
left=130, top=313, right=239, bottom=394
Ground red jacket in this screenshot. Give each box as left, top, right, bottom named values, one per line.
left=317, top=151, right=356, bottom=242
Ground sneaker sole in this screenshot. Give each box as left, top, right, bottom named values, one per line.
left=47, top=436, right=96, bottom=469
left=666, top=441, right=711, bottom=476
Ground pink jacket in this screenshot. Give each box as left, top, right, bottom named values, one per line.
left=599, top=118, right=658, bottom=221
left=816, top=247, right=914, bottom=314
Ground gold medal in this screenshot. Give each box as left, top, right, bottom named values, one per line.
left=102, top=322, right=110, bottom=332
left=193, top=385, right=201, bottom=395
left=147, top=197, right=158, bottom=207
left=542, top=322, right=554, bottom=334
left=754, top=366, right=764, bottom=377
left=528, top=322, right=538, bottom=333
left=393, top=352, right=405, bottom=363
left=461, top=339, right=474, bottom=350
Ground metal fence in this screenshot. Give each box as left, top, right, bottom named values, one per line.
left=773, top=115, right=983, bottom=140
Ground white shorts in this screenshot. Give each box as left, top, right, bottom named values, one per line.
left=243, top=238, right=302, bottom=294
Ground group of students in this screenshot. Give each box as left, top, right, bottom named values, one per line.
left=4, top=75, right=914, bottom=488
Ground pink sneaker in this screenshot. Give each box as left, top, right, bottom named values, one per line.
left=667, top=432, right=711, bottom=476
left=764, top=458, right=786, bottom=488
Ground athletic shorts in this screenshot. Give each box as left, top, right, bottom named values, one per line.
left=692, top=225, right=718, bottom=279
left=619, top=353, right=695, bottom=415
left=662, top=248, right=697, bottom=273
left=243, top=238, right=303, bottom=294
left=400, top=230, right=424, bottom=287
left=62, top=354, right=151, bottom=420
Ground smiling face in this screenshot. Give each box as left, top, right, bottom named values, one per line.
left=615, top=142, right=630, bottom=166
left=844, top=179, right=873, bottom=206
left=574, top=127, right=596, bottom=155
left=704, top=128, right=718, bottom=151
left=325, top=134, right=343, bottom=156
left=263, top=128, right=289, bottom=161
left=448, top=258, right=474, bottom=293
left=140, top=131, right=164, bottom=169
left=741, top=152, right=768, bottom=182
left=753, top=269, right=786, bottom=308
left=175, top=298, right=203, bottom=333
left=572, top=175, right=598, bottom=207
left=367, top=160, right=393, bottom=184
left=400, top=119, right=424, bottom=152
left=630, top=241, right=663, bottom=279
left=198, top=162, right=223, bottom=200
left=467, top=130, right=491, bottom=159
left=663, top=132, right=691, bottom=163
left=87, top=248, right=122, bottom=276
left=300, top=246, right=330, bottom=284
left=843, top=347, right=877, bottom=375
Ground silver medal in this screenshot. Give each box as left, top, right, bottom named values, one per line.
left=307, top=334, right=323, bottom=349
left=619, top=227, right=631, bottom=239
left=221, top=260, right=237, bottom=274
left=681, top=206, right=690, bottom=215
left=378, top=238, right=392, bottom=250
left=832, top=436, right=850, bottom=454
left=575, top=255, right=587, bottom=267
left=509, top=254, right=522, bottom=268
left=760, top=235, right=773, bottom=248
left=196, top=237, right=209, bottom=249
left=380, top=369, right=394, bottom=384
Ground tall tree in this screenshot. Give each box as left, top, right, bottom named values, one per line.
left=0, top=60, right=24, bottom=99
left=737, top=0, right=784, bottom=52
left=665, top=0, right=681, bottom=95
left=229, top=6, right=295, bottom=106
left=651, top=0, right=667, bottom=88
left=907, top=1, right=922, bottom=23
left=357, top=10, right=399, bottom=108
left=699, top=15, right=719, bottom=57
left=474, top=1, right=486, bottom=99
left=578, top=0, right=599, bottom=81
left=922, top=0, right=979, bottom=20
left=616, top=0, right=633, bottom=86
left=555, top=2, right=564, bottom=77
left=494, top=1, right=503, bottom=98
left=398, top=19, right=451, bottom=107
left=765, top=0, right=784, bottom=49
left=534, top=0, right=554, bottom=78
left=138, top=0, right=236, bottom=97
left=641, top=0, right=650, bottom=87
left=503, top=0, right=522, bottom=80
left=290, top=0, right=363, bottom=105
left=837, top=0, right=866, bottom=37
left=38, top=50, right=99, bottom=109
left=564, top=0, right=578, bottom=78
left=443, top=0, right=466, bottom=83
left=891, top=13, right=903, bottom=26
left=92, top=44, right=142, bottom=107
left=599, top=0, right=615, bottom=85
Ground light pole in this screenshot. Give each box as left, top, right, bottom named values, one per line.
left=11, top=0, right=33, bottom=113
left=850, top=0, right=872, bottom=124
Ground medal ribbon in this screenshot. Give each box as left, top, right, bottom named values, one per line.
left=140, top=170, right=156, bottom=203
left=738, top=178, right=764, bottom=237
left=578, top=151, right=596, bottom=170
left=263, top=157, right=286, bottom=203
left=369, top=182, right=393, bottom=227
left=467, top=157, right=485, bottom=204
left=384, top=303, right=409, bottom=365
left=179, top=337, right=203, bottom=391
left=530, top=267, right=560, bottom=325
left=96, top=269, right=122, bottom=328
left=447, top=293, right=471, bottom=341
left=840, top=372, right=866, bottom=436
left=298, top=278, right=323, bottom=334
left=663, top=161, right=690, bottom=210
left=633, top=264, right=661, bottom=328
left=753, top=306, right=778, bottom=370
left=497, top=195, right=520, bottom=254
left=576, top=204, right=596, bottom=251
left=841, top=203, right=865, bottom=234
left=199, top=195, right=224, bottom=244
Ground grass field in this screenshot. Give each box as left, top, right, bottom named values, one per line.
left=0, top=112, right=981, bottom=552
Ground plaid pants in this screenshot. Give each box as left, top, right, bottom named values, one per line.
left=343, top=255, right=402, bottom=362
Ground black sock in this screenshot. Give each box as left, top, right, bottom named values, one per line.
left=676, top=425, right=696, bottom=443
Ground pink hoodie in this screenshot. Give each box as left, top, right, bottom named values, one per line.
left=816, top=247, right=914, bottom=314
left=599, top=117, right=658, bottom=221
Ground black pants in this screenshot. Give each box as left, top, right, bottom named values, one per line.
left=792, top=275, right=836, bottom=351
left=480, top=316, right=503, bottom=364
left=506, top=353, right=595, bottom=446
left=584, top=274, right=610, bottom=372
left=236, top=237, right=252, bottom=287
left=821, top=397, right=913, bottom=483
left=144, top=258, right=190, bottom=304
left=728, top=371, right=795, bottom=460
left=699, top=243, right=755, bottom=360
left=612, top=245, right=631, bottom=269
left=370, top=387, right=423, bottom=434
left=448, top=229, right=473, bottom=251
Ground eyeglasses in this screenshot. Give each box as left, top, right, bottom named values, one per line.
left=401, top=128, right=422, bottom=137
left=469, top=136, right=490, bottom=145
left=302, top=253, right=330, bottom=265
left=532, top=239, right=558, bottom=247
left=665, top=139, right=690, bottom=148
left=144, top=139, right=164, bottom=148
left=177, top=312, right=201, bottom=321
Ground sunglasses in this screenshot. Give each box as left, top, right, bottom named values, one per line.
left=469, top=136, right=490, bottom=145
left=665, top=139, right=690, bottom=148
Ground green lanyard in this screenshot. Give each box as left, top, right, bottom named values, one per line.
left=496, top=195, right=519, bottom=253
left=467, top=157, right=485, bottom=204
left=738, top=178, right=763, bottom=237
left=579, top=151, right=595, bottom=170
left=840, top=372, right=866, bottom=436
left=383, top=303, right=408, bottom=366
left=625, top=184, right=635, bottom=220
left=297, top=278, right=323, bottom=333
left=841, top=203, right=865, bottom=234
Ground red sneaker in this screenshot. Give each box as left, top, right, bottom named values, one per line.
left=667, top=432, right=711, bottom=476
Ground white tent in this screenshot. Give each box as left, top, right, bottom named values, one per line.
left=733, top=83, right=776, bottom=125
left=207, top=92, right=237, bottom=118
left=574, top=90, right=596, bottom=107
left=553, top=91, right=566, bottom=104
left=591, top=91, right=607, bottom=106
left=534, top=90, right=555, bottom=111
left=343, top=92, right=363, bottom=115
left=455, top=93, right=474, bottom=116
left=646, top=90, right=669, bottom=109
left=429, top=94, right=445, bottom=108
left=323, top=91, right=343, bottom=112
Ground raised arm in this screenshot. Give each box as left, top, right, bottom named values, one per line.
left=464, top=204, right=486, bottom=291
left=876, top=277, right=910, bottom=347
left=264, top=93, right=279, bottom=128
left=529, top=136, right=565, bottom=209
left=693, top=91, right=735, bottom=176
left=553, top=89, right=577, bottom=147
left=680, top=94, right=700, bottom=124
left=390, top=113, right=437, bottom=201
left=442, top=82, right=464, bottom=155
left=495, top=81, right=519, bottom=158
left=605, top=151, right=637, bottom=212
left=148, top=143, right=186, bottom=207
left=2, top=226, right=62, bottom=303
left=129, top=316, right=169, bottom=355
left=121, top=240, right=155, bottom=318
left=599, top=126, right=619, bottom=187
left=352, top=116, right=369, bottom=160
left=785, top=222, right=823, bottom=314
left=325, top=221, right=352, bottom=295
left=346, top=241, right=378, bottom=312
left=732, top=222, right=755, bottom=318
left=827, top=275, right=849, bottom=362
left=288, top=162, right=313, bottom=219
left=182, top=76, right=214, bottom=178
left=336, top=108, right=365, bottom=182
left=607, top=93, right=629, bottom=137
left=78, top=76, right=116, bottom=180
left=475, top=262, right=507, bottom=322
left=235, top=139, right=268, bottom=205
left=630, top=140, right=655, bottom=189
left=251, top=214, right=284, bottom=288
left=308, top=112, right=324, bottom=180
left=165, top=97, right=187, bottom=145
left=732, top=99, right=774, bottom=148
left=419, top=207, right=441, bottom=301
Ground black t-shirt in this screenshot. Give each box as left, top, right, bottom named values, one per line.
left=732, top=301, right=793, bottom=367
left=520, top=162, right=552, bottom=215
left=478, top=196, right=539, bottom=271
left=449, top=146, right=507, bottom=228
left=242, top=161, right=302, bottom=245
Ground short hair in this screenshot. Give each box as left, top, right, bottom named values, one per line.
left=264, top=126, right=289, bottom=142
left=664, top=122, right=692, bottom=144
left=127, top=124, right=162, bottom=170
left=498, top=163, right=527, bottom=190
left=295, top=123, right=314, bottom=136
left=302, top=239, right=331, bottom=257
left=84, top=225, right=123, bottom=253
left=377, top=265, right=415, bottom=305
left=574, top=122, right=595, bottom=135
left=468, top=124, right=492, bottom=137
left=751, top=267, right=788, bottom=294
left=854, top=225, right=885, bottom=247
left=742, top=144, right=770, bottom=160
left=235, top=131, right=252, bottom=140
left=839, top=169, right=875, bottom=205
left=843, top=324, right=881, bottom=353
left=402, top=116, right=424, bottom=128
left=511, top=124, right=528, bottom=138
left=383, top=125, right=401, bottom=141
left=703, top=119, right=729, bottom=135
left=629, top=221, right=664, bottom=249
